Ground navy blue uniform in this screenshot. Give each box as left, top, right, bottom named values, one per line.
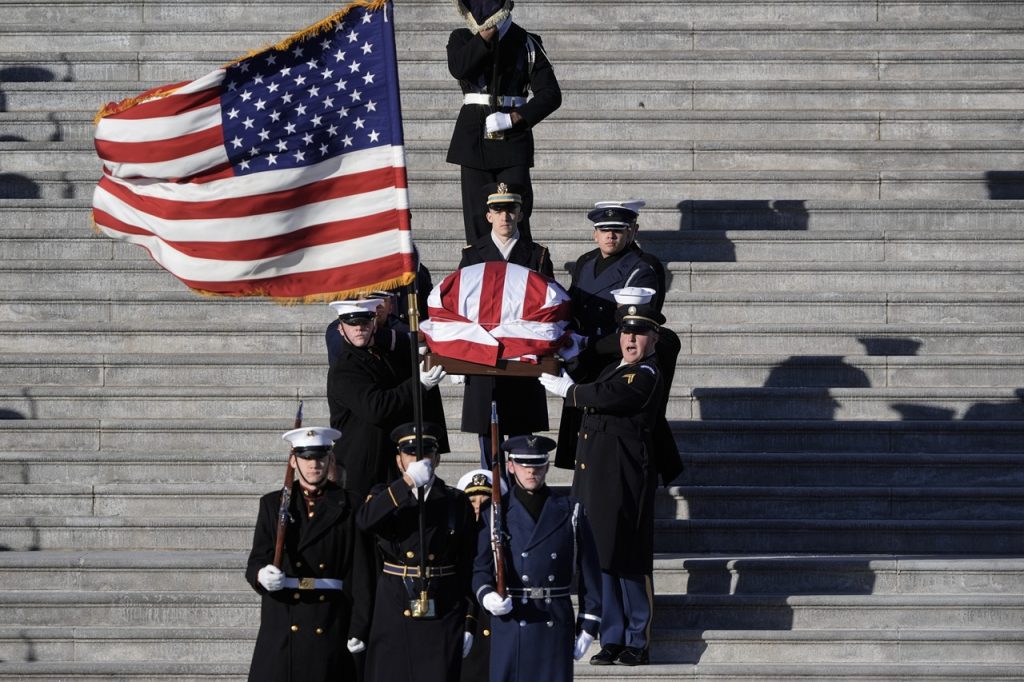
left=473, top=489, right=602, bottom=682
left=357, top=477, right=477, bottom=682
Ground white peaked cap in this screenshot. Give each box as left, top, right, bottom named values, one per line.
left=611, top=287, right=656, bottom=305
left=456, top=468, right=509, bottom=495
left=328, top=299, right=385, bottom=318
left=282, top=426, right=341, bottom=450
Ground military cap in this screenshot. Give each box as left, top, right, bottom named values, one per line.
left=587, top=199, right=646, bottom=230
left=454, top=0, right=513, bottom=32
left=283, top=426, right=340, bottom=458
left=456, top=468, right=509, bottom=496
left=615, top=303, right=666, bottom=334
left=611, top=287, right=656, bottom=306
left=483, top=181, right=524, bottom=210
left=328, top=298, right=384, bottom=322
left=391, top=421, right=443, bottom=455
left=502, top=434, right=556, bottom=467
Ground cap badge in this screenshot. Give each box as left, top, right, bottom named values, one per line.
left=306, top=429, right=316, bottom=437
left=497, top=182, right=508, bottom=194
left=628, top=305, right=637, bottom=315
left=527, top=435, right=537, bottom=448
left=605, top=209, right=615, bottom=218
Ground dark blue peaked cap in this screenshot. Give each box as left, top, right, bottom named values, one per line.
left=468, top=0, right=508, bottom=24
left=502, top=434, right=555, bottom=466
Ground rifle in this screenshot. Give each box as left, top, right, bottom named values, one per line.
left=273, top=400, right=303, bottom=568
left=489, top=401, right=506, bottom=596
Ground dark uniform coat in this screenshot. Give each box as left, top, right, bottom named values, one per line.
left=327, top=334, right=450, bottom=498
left=567, top=246, right=661, bottom=340
left=564, top=354, right=668, bottom=574
left=446, top=23, right=561, bottom=172
left=457, top=235, right=554, bottom=436
left=473, top=489, right=602, bottom=682
left=245, top=481, right=372, bottom=682
left=357, top=476, right=477, bottom=682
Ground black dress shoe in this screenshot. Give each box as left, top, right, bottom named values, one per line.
left=589, top=644, right=624, bottom=666
left=615, top=646, right=650, bottom=666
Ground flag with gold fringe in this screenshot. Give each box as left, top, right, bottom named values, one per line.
left=92, top=0, right=414, bottom=301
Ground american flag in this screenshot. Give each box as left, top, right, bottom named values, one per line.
left=92, top=0, right=415, bottom=300
left=421, top=262, right=572, bottom=366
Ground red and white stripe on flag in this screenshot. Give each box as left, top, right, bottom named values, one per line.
left=420, top=262, right=571, bottom=366
left=91, top=0, right=416, bottom=300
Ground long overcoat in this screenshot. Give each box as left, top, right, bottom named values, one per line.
left=456, top=235, right=554, bottom=436
left=446, top=23, right=561, bottom=171
left=245, top=481, right=371, bottom=682
left=564, top=354, right=667, bottom=574
left=357, top=476, right=477, bottom=682
left=473, top=489, right=602, bottom=682
left=327, top=333, right=449, bottom=497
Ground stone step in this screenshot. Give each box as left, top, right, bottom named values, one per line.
left=6, top=79, right=1024, bottom=113
left=5, top=550, right=1022, bottom=596
left=8, top=351, right=1024, bottom=389
left=4, top=0, right=1022, bottom=26
left=9, top=138, right=1024, bottom=173
left=660, top=485, right=1024, bottom=521
left=681, top=452, right=1024, bottom=487
left=2, top=289, right=1024, bottom=325
left=8, top=49, right=1024, bottom=84
left=3, top=259, right=1024, bottom=295
left=3, top=320, right=1024, bottom=356
left=1, top=661, right=1021, bottom=682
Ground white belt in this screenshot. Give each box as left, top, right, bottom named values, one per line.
left=464, top=93, right=527, bottom=107
left=282, top=577, right=344, bottom=591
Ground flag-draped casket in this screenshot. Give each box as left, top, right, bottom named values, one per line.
left=420, top=261, right=571, bottom=367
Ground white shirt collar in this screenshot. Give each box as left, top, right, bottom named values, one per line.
left=491, top=229, right=519, bottom=260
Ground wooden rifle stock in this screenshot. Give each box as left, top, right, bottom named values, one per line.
left=489, top=401, right=506, bottom=596
left=273, top=400, right=303, bottom=568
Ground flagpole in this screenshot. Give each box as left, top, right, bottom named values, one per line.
left=405, top=283, right=431, bottom=617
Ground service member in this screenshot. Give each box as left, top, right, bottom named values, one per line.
left=539, top=304, right=673, bottom=666
left=326, top=299, right=450, bottom=497
left=245, top=426, right=372, bottom=682
left=455, top=182, right=554, bottom=467
left=474, top=435, right=602, bottom=681
left=447, top=0, right=562, bottom=243
left=457, top=469, right=508, bottom=682
left=357, top=423, right=478, bottom=682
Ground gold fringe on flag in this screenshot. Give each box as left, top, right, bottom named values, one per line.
left=188, top=271, right=417, bottom=305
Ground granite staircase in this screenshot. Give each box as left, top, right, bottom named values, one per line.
left=1, top=0, right=1023, bottom=679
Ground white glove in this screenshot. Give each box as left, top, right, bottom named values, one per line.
left=485, top=112, right=513, bottom=134
left=347, top=637, right=366, bottom=653
left=556, top=333, right=586, bottom=362
left=573, top=631, right=595, bottom=660
left=449, top=374, right=466, bottom=385
left=257, top=564, right=284, bottom=592
left=462, top=631, right=473, bottom=657
left=482, top=591, right=513, bottom=616
left=419, top=361, right=446, bottom=389
left=405, top=458, right=434, bottom=488
left=539, top=371, right=575, bottom=398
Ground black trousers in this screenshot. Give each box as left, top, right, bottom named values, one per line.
left=459, top=164, right=533, bottom=244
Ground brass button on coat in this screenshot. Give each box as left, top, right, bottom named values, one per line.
left=290, top=625, right=299, bottom=632
left=406, top=550, right=415, bottom=559
left=315, top=628, right=324, bottom=635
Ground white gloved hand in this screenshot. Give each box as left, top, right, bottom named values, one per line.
left=462, top=631, right=473, bottom=657
left=449, top=374, right=466, bottom=385
left=556, top=333, right=586, bottom=362
left=573, top=631, right=595, bottom=660
left=405, top=458, right=434, bottom=488
left=539, top=371, right=575, bottom=398
left=482, top=591, right=513, bottom=616
left=347, top=637, right=366, bottom=653
left=257, top=564, right=284, bottom=592
left=419, top=361, right=447, bottom=389
left=485, top=112, right=513, bottom=134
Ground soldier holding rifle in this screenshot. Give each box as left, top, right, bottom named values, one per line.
left=245, top=425, right=372, bottom=682
left=473, top=435, right=602, bottom=681
left=357, top=422, right=478, bottom=682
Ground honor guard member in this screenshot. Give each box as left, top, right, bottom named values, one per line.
left=447, top=0, right=562, bottom=244
left=326, top=299, right=450, bottom=498
left=567, top=200, right=662, bottom=344
left=539, top=304, right=676, bottom=666
left=454, top=182, right=554, bottom=467
left=357, top=423, right=478, bottom=682
left=473, top=435, right=602, bottom=682
left=457, top=469, right=508, bottom=682
left=246, top=426, right=372, bottom=682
